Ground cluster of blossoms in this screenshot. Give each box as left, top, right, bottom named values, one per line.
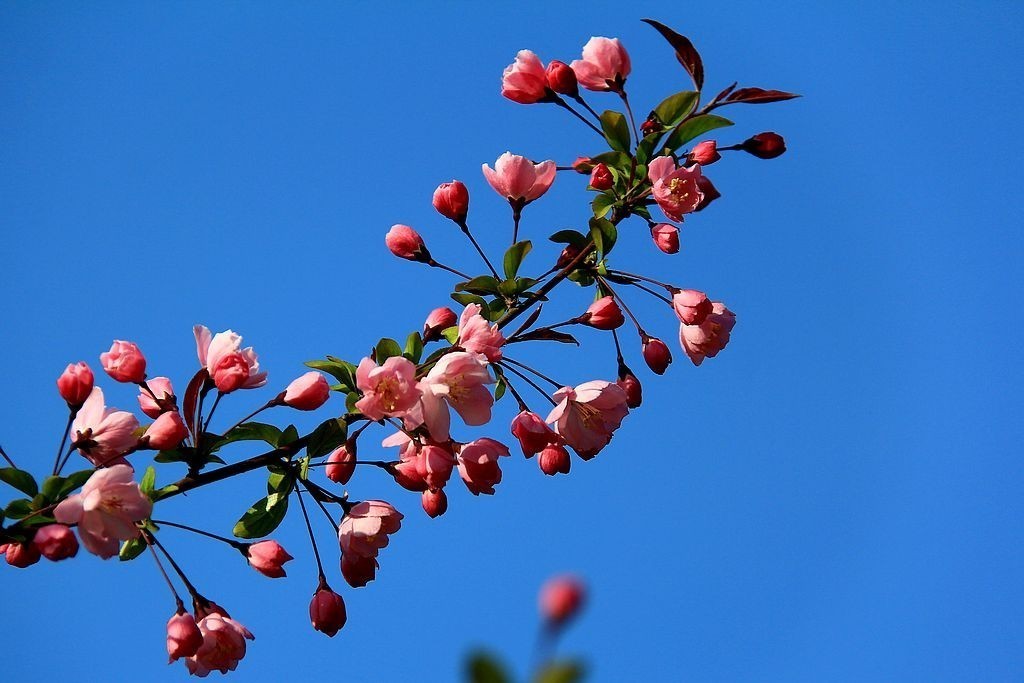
left=0, top=19, right=794, bottom=676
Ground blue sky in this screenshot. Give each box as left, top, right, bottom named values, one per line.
left=1, top=2, right=1022, bottom=681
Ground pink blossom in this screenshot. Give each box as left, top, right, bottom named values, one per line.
left=33, top=524, right=79, bottom=561
left=651, top=223, right=680, bottom=254
left=100, top=340, right=147, bottom=383
left=679, top=302, right=737, bottom=366
left=432, top=181, right=470, bottom=224
left=589, top=163, right=613, bottom=191
left=689, top=140, right=721, bottom=165
left=546, top=381, right=629, bottom=459
left=617, top=369, right=643, bottom=409
left=648, top=155, right=705, bottom=221
left=419, top=444, right=456, bottom=490
left=511, top=410, right=559, bottom=457
left=354, top=356, right=421, bottom=420
left=502, top=49, right=549, bottom=104
left=418, top=351, right=494, bottom=441
left=246, top=540, right=293, bottom=578
left=540, top=575, right=586, bottom=624
left=167, top=611, right=203, bottom=662
left=71, top=387, right=140, bottom=467
left=325, top=442, right=356, bottom=485
left=422, top=306, right=457, bottom=342
left=309, top=586, right=347, bottom=637
left=341, top=552, right=379, bottom=588
left=194, top=325, right=267, bottom=392
left=339, top=500, right=403, bottom=561
left=5, top=542, right=40, bottom=568
left=57, top=362, right=94, bottom=407
left=385, top=224, right=430, bottom=262
left=383, top=432, right=429, bottom=492
left=642, top=336, right=673, bottom=375
left=54, top=464, right=152, bottom=559
left=283, top=371, right=330, bottom=411
left=582, top=295, right=624, bottom=330
left=458, top=303, right=505, bottom=362
left=671, top=288, right=713, bottom=325
left=482, top=152, right=556, bottom=205
left=538, top=444, right=571, bottom=476
left=184, top=614, right=254, bottom=676
left=570, top=37, right=631, bottom=92
left=457, top=438, right=510, bottom=495
left=144, top=411, right=188, bottom=451
left=545, top=60, right=578, bottom=96
left=138, top=376, right=174, bottom=418
left=421, top=488, right=448, bottom=518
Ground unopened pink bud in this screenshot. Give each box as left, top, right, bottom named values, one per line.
left=283, top=371, right=330, bottom=411
left=247, top=540, right=293, bottom=578
left=421, top=488, right=448, bottom=518
left=742, top=132, right=786, bottom=159
left=545, top=60, right=578, bottom=96
left=33, top=524, right=79, bottom=561
left=540, top=575, right=586, bottom=624
left=100, top=340, right=147, bottom=384
left=556, top=243, right=582, bottom=269
left=309, top=586, right=347, bottom=637
left=571, top=157, right=594, bottom=174
left=589, top=163, right=614, bottom=191
left=341, top=552, right=379, bottom=588
left=511, top=410, right=558, bottom=457
left=538, top=444, right=571, bottom=476
left=432, top=181, right=470, bottom=224
left=325, top=441, right=356, bottom=485
left=144, top=411, right=188, bottom=451
left=166, top=610, right=203, bottom=662
left=651, top=223, right=680, bottom=254
left=57, top=362, right=94, bottom=407
left=138, top=377, right=175, bottom=418
left=423, top=306, right=457, bottom=342
left=642, top=337, right=673, bottom=375
left=5, top=541, right=40, bottom=568
left=385, top=224, right=430, bottom=262
left=672, top=289, right=713, bottom=326
left=211, top=352, right=251, bottom=393
left=582, top=296, right=624, bottom=330
left=689, top=140, right=721, bottom=165
left=617, top=371, right=643, bottom=409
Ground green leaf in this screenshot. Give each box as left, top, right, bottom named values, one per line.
left=298, top=455, right=310, bottom=481
left=466, top=651, right=511, bottom=683
left=374, top=337, right=403, bottom=362
left=119, top=537, right=147, bottom=562
left=306, top=417, right=348, bottom=458
left=219, top=422, right=283, bottom=449
left=599, top=110, right=631, bottom=153
left=664, top=114, right=733, bottom=152
left=233, top=492, right=290, bottom=539
left=0, top=468, right=38, bottom=497
left=592, top=193, right=616, bottom=219
left=653, top=90, right=699, bottom=127
left=139, top=466, right=156, bottom=498
left=278, top=424, right=300, bottom=447
left=502, top=240, right=532, bottom=280
left=441, top=326, right=460, bottom=345
left=305, top=359, right=357, bottom=392
left=345, top=391, right=360, bottom=413
left=4, top=498, right=33, bottom=519
left=403, top=331, right=424, bottom=363
left=154, top=448, right=190, bottom=464
left=494, top=375, right=507, bottom=401
left=40, top=475, right=65, bottom=502
left=589, top=217, right=618, bottom=258
left=267, top=471, right=295, bottom=495
left=535, top=661, right=586, bottom=683
left=548, top=229, right=589, bottom=248
left=497, top=279, right=519, bottom=298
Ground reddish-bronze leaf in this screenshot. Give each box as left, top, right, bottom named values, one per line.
left=182, top=367, right=210, bottom=437
left=642, top=18, right=704, bottom=90
left=724, top=87, right=800, bottom=104
left=713, top=81, right=738, bottom=104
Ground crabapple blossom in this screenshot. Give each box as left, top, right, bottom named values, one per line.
left=538, top=444, right=571, bottom=476
left=582, top=296, right=624, bottom=330
left=325, top=442, right=356, bottom=485
left=341, top=552, right=379, bottom=588
left=695, top=175, right=721, bottom=211
left=570, top=36, right=631, bottom=91
left=589, top=163, right=613, bottom=191
left=184, top=613, right=254, bottom=677
left=651, top=223, right=680, bottom=254
left=53, top=464, right=152, bottom=559
left=482, top=152, right=556, bottom=206
left=510, top=410, right=559, bottom=457
left=457, top=438, right=510, bottom=495
left=642, top=336, right=673, bottom=375
left=138, top=376, right=174, bottom=418
left=501, top=49, right=549, bottom=104
left=617, top=369, right=643, bottom=409
left=57, top=362, right=94, bottom=407
left=649, top=155, right=705, bottom=221
left=418, top=351, right=494, bottom=441
left=458, top=303, right=505, bottom=362
left=540, top=575, right=586, bottom=624
left=71, top=387, right=140, bottom=467
left=354, top=356, right=421, bottom=420
left=283, top=371, right=330, bottom=410
left=545, top=60, right=579, bottom=96
left=246, top=540, right=293, bottom=578
left=689, top=140, right=720, bottom=165
left=432, top=181, right=470, bottom=224
left=385, top=224, right=430, bottom=262
left=144, top=410, right=188, bottom=451
left=100, top=340, right=147, bottom=383
left=167, top=611, right=203, bottom=662
left=423, top=306, right=457, bottom=342
left=194, top=325, right=267, bottom=391
left=5, top=542, right=40, bottom=568
left=742, top=132, right=786, bottom=159
left=339, top=500, right=403, bottom=562
left=309, top=585, right=347, bottom=637
left=680, top=302, right=737, bottom=365
left=671, top=289, right=713, bottom=326
left=32, top=524, right=79, bottom=561
left=547, top=381, right=629, bottom=459
left=421, top=488, right=448, bottom=518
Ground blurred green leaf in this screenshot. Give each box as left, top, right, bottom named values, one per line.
left=465, top=651, right=510, bottom=683
left=592, top=194, right=615, bottom=219
left=119, top=537, right=147, bottom=562
left=549, top=229, right=589, bottom=249
left=589, top=217, right=618, bottom=258
left=4, top=498, right=33, bottom=520
left=218, top=422, right=283, bottom=449
left=139, top=466, right=156, bottom=498
left=535, top=660, right=586, bottom=683
left=0, top=467, right=38, bottom=497
left=278, top=424, right=300, bottom=447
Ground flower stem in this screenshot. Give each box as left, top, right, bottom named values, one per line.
left=458, top=220, right=501, bottom=280
left=294, top=484, right=326, bottom=582
left=152, top=519, right=245, bottom=550
left=52, top=411, right=75, bottom=475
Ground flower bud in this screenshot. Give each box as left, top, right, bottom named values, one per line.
left=671, top=289, right=713, bottom=326
left=689, top=140, right=720, bottom=165
left=341, top=553, right=379, bottom=588
left=5, top=541, right=40, bottom=568
left=616, top=370, right=643, bottom=409
left=694, top=175, right=721, bottom=211
left=642, top=336, right=673, bottom=375
left=325, top=441, right=356, bottom=485
left=423, top=307, right=457, bottom=342
left=57, top=362, right=94, bottom=407
left=309, top=585, right=347, bottom=637
left=538, top=444, right=571, bottom=476
left=545, top=60, right=579, bottom=96
left=166, top=609, right=203, bottom=662
left=138, top=377, right=175, bottom=418
left=510, top=410, right=557, bottom=457
left=741, top=132, right=786, bottom=159
left=246, top=540, right=293, bottom=578
left=283, top=371, right=330, bottom=411
left=432, top=181, right=470, bottom=224
left=385, top=224, right=431, bottom=262
left=540, top=575, right=586, bottom=625
left=100, top=340, right=147, bottom=384
left=144, top=411, right=188, bottom=451
left=651, top=223, right=680, bottom=254
left=210, top=352, right=250, bottom=393
left=589, top=163, right=614, bottom=191
left=571, top=156, right=594, bottom=174
left=33, top=524, right=79, bottom=561
left=640, top=114, right=662, bottom=136
left=556, top=243, right=582, bottom=269
left=581, top=295, right=624, bottom=330
left=421, top=488, right=448, bottom=518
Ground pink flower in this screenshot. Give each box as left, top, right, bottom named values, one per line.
left=642, top=336, right=673, bottom=375
left=510, top=410, right=559, bottom=457
left=138, top=376, right=174, bottom=418
left=421, top=488, right=448, bottom=518
left=341, top=553, right=379, bottom=588
left=617, top=369, right=643, bottom=409
left=194, top=325, right=267, bottom=392
left=546, top=381, right=629, bottom=459
left=742, top=132, right=786, bottom=159
left=383, top=433, right=429, bottom=492
left=545, top=60, right=578, bottom=96
left=538, top=444, right=571, bottom=476
left=354, top=356, right=421, bottom=420
left=418, top=351, right=494, bottom=441
left=423, top=306, right=457, bottom=343
left=671, top=288, right=713, bottom=325
left=502, top=49, right=549, bottom=104
left=5, top=542, right=40, bottom=568
left=100, top=340, right=147, bottom=383
left=582, top=295, right=624, bottom=330
left=339, top=500, right=403, bottom=560
left=570, top=37, right=631, bottom=92
left=246, top=540, right=293, bottom=578
left=184, top=614, right=254, bottom=676
left=385, top=224, right=430, bottom=262
left=71, top=387, right=140, bottom=467
left=458, top=303, right=505, bottom=362
left=309, top=586, right=347, bottom=637
left=689, top=140, right=720, bottom=165
left=167, top=610, right=204, bottom=662
left=648, top=156, right=705, bottom=221
left=33, top=523, right=79, bottom=561
left=57, top=362, right=94, bottom=407
left=432, top=181, right=470, bottom=224
left=680, top=302, right=737, bottom=366
left=283, top=371, right=330, bottom=411
left=457, top=438, right=510, bottom=495
left=589, top=162, right=613, bottom=190
left=482, top=152, right=556, bottom=206
left=325, top=442, right=356, bottom=485
left=54, top=464, right=152, bottom=559
left=651, top=223, right=680, bottom=254
left=144, top=411, right=188, bottom=451
left=419, top=444, right=456, bottom=490
left=539, top=575, right=586, bottom=624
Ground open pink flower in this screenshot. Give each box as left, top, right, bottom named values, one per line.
left=418, top=351, right=494, bottom=441
left=671, top=289, right=713, bottom=326
left=100, top=340, right=147, bottom=383
left=167, top=610, right=203, bottom=663
left=458, top=304, right=505, bottom=362
left=457, top=438, right=511, bottom=495
left=184, top=614, right=254, bottom=676
left=502, top=49, right=549, bottom=104
left=54, top=464, right=152, bottom=559
left=511, top=410, right=560, bottom=457
left=546, top=381, right=629, bottom=459
left=71, top=387, right=140, bottom=467
left=648, top=156, right=705, bottom=221
left=570, top=37, right=631, bottom=92
left=138, top=376, right=174, bottom=418
left=339, top=500, right=403, bottom=560
left=194, top=325, right=267, bottom=392
left=354, top=356, right=421, bottom=420
left=482, top=152, right=556, bottom=205
left=680, top=302, right=737, bottom=366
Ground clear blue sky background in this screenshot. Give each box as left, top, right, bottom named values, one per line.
left=1, top=2, right=1022, bottom=681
